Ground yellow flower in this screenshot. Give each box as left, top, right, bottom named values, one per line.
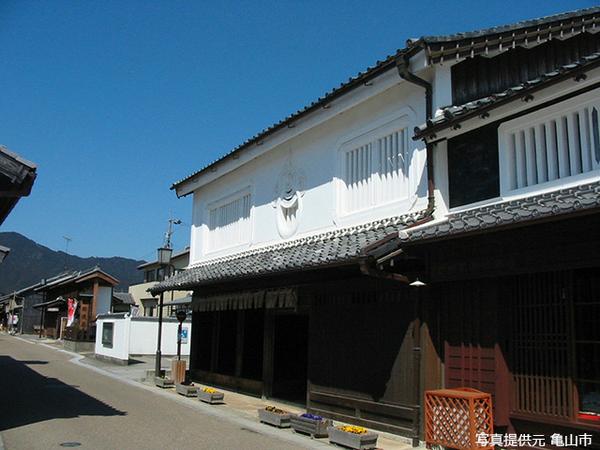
left=202, top=387, right=217, bottom=393
left=338, top=425, right=368, bottom=434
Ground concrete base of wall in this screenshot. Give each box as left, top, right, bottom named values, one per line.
left=94, top=353, right=129, bottom=365
left=64, top=339, right=95, bottom=353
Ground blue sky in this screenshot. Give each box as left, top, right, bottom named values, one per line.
left=0, top=0, right=594, bottom=261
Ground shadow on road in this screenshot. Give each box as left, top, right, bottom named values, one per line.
left=0, top=356, right=126, bottom=431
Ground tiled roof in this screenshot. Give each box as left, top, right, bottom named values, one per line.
left=35, top=266, right=119, bottom=292
left=113, top=292, right=135, bottom=305
left=414, top=52, right=600, bottom=140
left=412, top=7, right=600, bottom=63
left=172, top=7, right=598, bottom=193
left=150, top=211, right=426, bottom=294
left=400, top=181, right=600, bottom=244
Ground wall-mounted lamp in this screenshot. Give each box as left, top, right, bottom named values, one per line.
left=410, top=278, right=426, bottom=287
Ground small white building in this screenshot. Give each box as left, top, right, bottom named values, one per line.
left=95, top=313, right=192, bottom=364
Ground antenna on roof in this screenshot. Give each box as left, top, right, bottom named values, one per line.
left=62, top=236, right=72, bottom=270
left=163, top=216, right=181, bottom=249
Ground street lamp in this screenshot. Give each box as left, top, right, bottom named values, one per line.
left=409, top=276, right=426, bottom=447
left=157, top=247, right=173, bottom=266
left=154, top=246, right=172, bottom=378
left=176, top=309, right=187, bottom=361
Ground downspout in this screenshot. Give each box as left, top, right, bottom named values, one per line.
left=395, top=52, right=435, bottom=219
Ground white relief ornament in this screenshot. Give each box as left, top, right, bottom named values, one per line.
left=272, top=159, right=305, bottom=239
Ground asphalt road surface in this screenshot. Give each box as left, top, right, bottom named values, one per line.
left=0, top=335, right=323, bottom=450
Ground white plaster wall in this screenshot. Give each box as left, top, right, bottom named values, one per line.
left=96, top=286, right=112, bottom=315
left=95, top=317, right=130, bottom=362
left=189, top=79, right=429, bottom=265
left=128, top=318, right=192, bottom=356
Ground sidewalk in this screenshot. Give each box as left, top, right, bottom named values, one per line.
left=16, top=333, right=418, bottom=450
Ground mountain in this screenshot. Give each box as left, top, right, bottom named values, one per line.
left=0, top=232, right=145, bottom=294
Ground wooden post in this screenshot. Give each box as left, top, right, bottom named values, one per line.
left=412, top=287, right=422, bottom=447
left=39, top=307, right=45, bottom=338
left=262, top=310, right=274, bottom=399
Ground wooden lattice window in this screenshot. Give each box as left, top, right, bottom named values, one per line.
left=511, top=272, right=574, bottom=419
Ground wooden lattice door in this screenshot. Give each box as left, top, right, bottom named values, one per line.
left=510, top=271, right=574, bottom=419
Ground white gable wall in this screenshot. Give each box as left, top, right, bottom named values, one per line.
left=188, top=79, right=429, bottom=265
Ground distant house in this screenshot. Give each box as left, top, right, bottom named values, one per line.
left=33, top=267, right=118, bottom=340
left=111, top=292, right=135, bottom=313
left=128, top=247, right=190, bottom=317
left=0, top=146, right=37, bottom=263
left=0, top=280, right=45, bottom=334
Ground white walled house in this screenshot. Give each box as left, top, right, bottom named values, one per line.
left=95, top=313, right=192, bottom=364
left=153, top=7, right=600, bottom=444
left=182, top=74, right=429, bottom=265
left=128, top=248, right=191, bottom=317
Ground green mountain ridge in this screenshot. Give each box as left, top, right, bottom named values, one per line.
left=0, top=231, right=145, bottom=294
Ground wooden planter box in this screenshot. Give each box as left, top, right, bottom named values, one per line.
left=154, top=376, right=174, bottom=388
left=290, top=415, right=331, bottom=438
left=198, top=390, right=224, bottom=404
left=176, top=383, right=198, bottom=397
left=258, top=409, right=292, bottom=428
left=327, top=427, right=378, bottom=450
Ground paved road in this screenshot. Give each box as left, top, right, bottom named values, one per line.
left=0, top=335, right=323, bottom=450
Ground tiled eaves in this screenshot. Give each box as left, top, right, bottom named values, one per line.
left=414, top=7, right=600, bottom=64
left=150, top=210, right=427, bottom=294
left=414, top=52, right=600, bottom=141
left=400, top=181, right=600, bottom=244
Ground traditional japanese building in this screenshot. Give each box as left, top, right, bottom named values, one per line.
left=153, top=7, right=600, bottom=446
left=34, top=267, right=119, bottom=340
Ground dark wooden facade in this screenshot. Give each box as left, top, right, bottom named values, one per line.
left=188, top=275, right=423, bottom=440
left=410, top=212, right=600, bottom=445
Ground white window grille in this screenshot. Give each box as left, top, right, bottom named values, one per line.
left=500, top=91, right=600, bottom=194
left=207, top=192, right=251, bottom=252
left=341, top=128, right=409, bottom=214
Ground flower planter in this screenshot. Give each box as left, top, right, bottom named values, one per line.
left=154, top=376, right=174, bottom=388
left=328, top=426, right=378, bottom=450
left=176, top=383, right=199, bottom=397
left=197, top=389, right=224, bottom=404
left=290, top=414, right=331, bottom=438
left=258, top=407, right=292, bottom=428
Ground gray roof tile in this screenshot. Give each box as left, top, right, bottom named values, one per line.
left=150, top=210, right=426, bottom=293
left=401, top=181, right=600, bottom=243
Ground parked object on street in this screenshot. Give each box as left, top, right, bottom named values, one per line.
left=154, top=376, right=174, bottom=388
left=176, top=382, right=199, bottom=397
left=171, top=359, right=186, bottom=384
left=328, top=425, right=378, bottom=450
left=290, top=413, right=331, bottom=438
left=198, top=387, right=224, bottom=404
left=424, top=388, right=494, bottom=450
left=258, top=406, right=292, bottom=428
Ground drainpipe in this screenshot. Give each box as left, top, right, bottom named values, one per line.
left=395, top=53, right=435, bottom=219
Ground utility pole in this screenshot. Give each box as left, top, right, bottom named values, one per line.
left=163, top=217, right=181, bottom=249
left=62, top=236, right=72, bottom=270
